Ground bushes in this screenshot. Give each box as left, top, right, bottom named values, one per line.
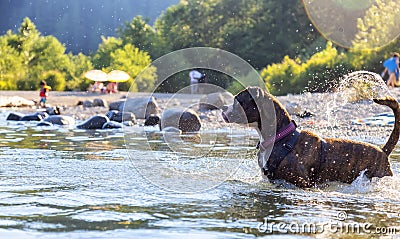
left=41, top=70, right=66, bottom=91
left=261, top=42, right=352, bottom=95
left=261, top=56, right=301, bottom=95
left=0, top=37, right=24, bottom=90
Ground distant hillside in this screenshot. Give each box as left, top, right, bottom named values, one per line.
left=0, top=0, right=179, bottom=54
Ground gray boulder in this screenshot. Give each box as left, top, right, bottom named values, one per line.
left=121, top=97, right=159, bottom=119
left=20, top=112, right=48, bottom=121
left=6, top=112, right=24, bottom=121
left=44, top=106, right=61, bottom=115
left=105, top=110, right=136, bottom=123
left=93, top=98, right=108, bottom=107
left=77, top=115, right=109, bottom=129
left=82, top=100, right=94, bottom=108
left=0, top=96, right=35, bottom=107
left=160, top=108, right=201, bottom=132
left=199, top=92, right=234, bottom=111
left=144, top=114, right=160, bottom=126
left=109, top=99, right=126, bottom=111
left=43, top=115, right=75, bottom=125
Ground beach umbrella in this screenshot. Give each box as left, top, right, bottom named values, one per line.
left=107, top=70, right=130, bottom=82
left=84, top=70, right=108, bottom=82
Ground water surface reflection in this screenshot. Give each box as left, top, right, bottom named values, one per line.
left=0, top=116, right=399, bottom=238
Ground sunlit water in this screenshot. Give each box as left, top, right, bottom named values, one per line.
left=0, top=108, right=399, bottom=239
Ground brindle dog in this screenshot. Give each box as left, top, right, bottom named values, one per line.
left=222, top=87, right=400, bottom=188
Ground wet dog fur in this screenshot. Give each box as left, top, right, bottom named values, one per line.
left=222, top=87, right=399, bottom=188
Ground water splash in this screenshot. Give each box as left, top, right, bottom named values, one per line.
left=322, top=169, right=400, bottom=202
left=340, top=169, right=372, bottom=194
left=325, top=71, right=393, bottom=134
left=336, top=71, right=391, bottom=103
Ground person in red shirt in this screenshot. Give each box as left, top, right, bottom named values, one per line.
left=39, top=80, right=50, bottom=108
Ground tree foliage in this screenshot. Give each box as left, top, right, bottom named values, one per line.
left=262, top=42, right=352, bottom=95
left=0, top=35, right=25, bottom=90
left=2, top=0, right=400, bottom=95
left=107, top=44, right=156, bottom=92
left=117, top=16, right=165, bottom=59
left=350, top=0, right=400, bottom=72
left=0, top=17, right=92, bottom=91
left=0, top=0, right=180, bottom=54
left=92, top=36, right=123, bottom=70
left=153, top=0, right=322, bottom=69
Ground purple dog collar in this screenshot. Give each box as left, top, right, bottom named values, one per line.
left=260, top=121, right=297, bottom=150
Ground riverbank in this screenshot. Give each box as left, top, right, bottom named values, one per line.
left=1, top=89, right=400, bottom=142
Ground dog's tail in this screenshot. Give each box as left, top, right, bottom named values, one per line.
left=373, top=97, right=400, bottom=156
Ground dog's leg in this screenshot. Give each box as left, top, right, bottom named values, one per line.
left=275, top=157, right=314, bottom=188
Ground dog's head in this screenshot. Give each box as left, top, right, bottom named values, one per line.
left=222, top=87, right=264, bottom=125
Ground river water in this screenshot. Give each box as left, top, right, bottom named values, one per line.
left=0, top=110, right=399, bottom=239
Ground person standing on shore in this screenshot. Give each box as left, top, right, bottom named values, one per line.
left=381, top=53, right=400, bottom=88
left=39, top=80, right=51, bottom=108
left=189, top=69, right=203, bottom=94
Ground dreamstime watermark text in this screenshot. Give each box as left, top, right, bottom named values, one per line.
left=257, top=211, right=399, bottom=235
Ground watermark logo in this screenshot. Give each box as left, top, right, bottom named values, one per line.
left=257, top=211, right=399, bottom=235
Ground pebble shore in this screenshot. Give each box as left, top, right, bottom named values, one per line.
left=1, top=88, right=400, bottom=145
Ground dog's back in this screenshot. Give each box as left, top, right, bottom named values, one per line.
left=315, top=97, right=399, bottom=184
left=318, top=137, right=392, bottom=184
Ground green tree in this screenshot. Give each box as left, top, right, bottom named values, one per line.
left=154, top=0, right=322, bottom=69
left=2, top=18, right=85, bottom=91
left=351, top=0, right=400, bottom=72
left=66, top=52, right=93, bottom=91
left=352, top=0, right=400, bottom=51
left=117, top=16, right=165, bottom=59
left=22, top=35, right=71, bottom=90
left=107, top=44, right=156, bottom=92
left=0, top=34, right=25, bottom=90
left=92, top=36, right=123, bottom=70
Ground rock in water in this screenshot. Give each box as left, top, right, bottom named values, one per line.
left=77, top=115, right=109, bottom=129
left=161, top=108, right=201, bottom=132
left=82, top=100, right=94, bottom=108
left=106, top=110, right=136, bottom=123
left=37, top=121, right=53, bottom=127
left=20, top=112, right=48, bottom=121
left=43, top=115, right=75, bottom=125
left=145, top=114, right=160, bottom=126
left=6, top=112, right=24, bottom=121
left=121, top=97, right=159, bottom=119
